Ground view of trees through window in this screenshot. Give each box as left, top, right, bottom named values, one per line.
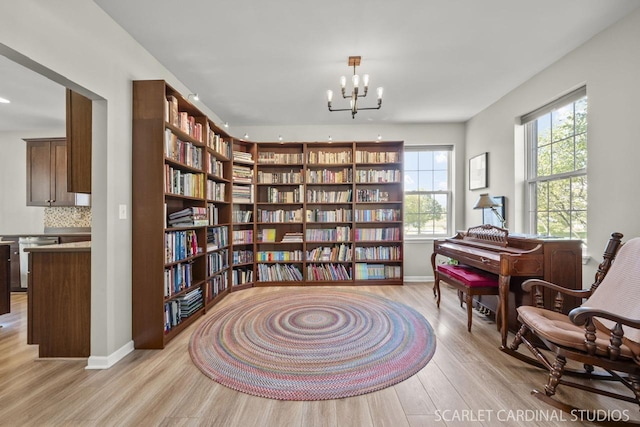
left=526, top=91, right=587, bottom=242
left=404, top=148, right=451, bottom=237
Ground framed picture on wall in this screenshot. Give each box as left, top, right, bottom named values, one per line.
left=469, top=152, right=488, bottom=190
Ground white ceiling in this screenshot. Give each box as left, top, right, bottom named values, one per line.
left=1, top=0, right=639, bottom=132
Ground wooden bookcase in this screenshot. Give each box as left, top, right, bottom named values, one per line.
left=255, top=141, right=404, bottom=285
left=132, top=80, right=234, bottom=349
left=132, top=80, right=404, bottom=348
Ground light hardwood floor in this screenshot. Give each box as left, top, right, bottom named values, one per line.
left=0, top=283, right=637, bottom=426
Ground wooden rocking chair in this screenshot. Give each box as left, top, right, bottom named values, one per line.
left=509, top=232, right=640, bottom=421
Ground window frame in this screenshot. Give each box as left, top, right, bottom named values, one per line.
left=403, top=145, right=453, bottom=240
left=523, top=87, right=587, bottom=241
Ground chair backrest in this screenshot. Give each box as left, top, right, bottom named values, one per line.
left=584, top=236, right=640, bottom=344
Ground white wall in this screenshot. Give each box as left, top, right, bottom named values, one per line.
left=0, top=0, right=221, bottom=367
left=242, top=123, right=466, bottom=279
left=465, top=8, right=640, bottom=286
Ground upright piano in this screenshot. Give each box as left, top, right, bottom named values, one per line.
left=431, top=225, right=582, bottom=346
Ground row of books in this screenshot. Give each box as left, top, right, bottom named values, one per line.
left=165, top=230, right=199, bottom=263
left=355, top=150, right=400, bottom=164
left=207, top=226, right=228, bottom=250
left=206, top=153, right=224, bottom=178
left=165, top=130, right=203, bottom=169
left=356, top=189, right=390, bottom=202
left=232, top=267, right=253, bottom=286
left=281, top=232, right=303, bottom=242
left=264, top=185, right=303, bottom=203
left=206, top=180, right=226, bottom=202
left=232, top=184, right=254, bottom=203
left=307, top=150, right=352, bottom=164
left=206, top=129, right=231, bottom=159
left=232, top=249, right=254, bottom=265
left=306, top=208, right=352, bottom=223
left=306, top=189, right=352, bottom=203
left=353, top=227, right=401, bottom=241
left=257, top=263, right=303, bottom=282
left=164, top=166, right=204, bottom=198
left=207, top=249, right=229, bottom=276
left=256, top=250, right=304, bottom=262
left=258, top=152, right=304, bottom=164
left=306, top=244, right=352, bottom=262
left=354, top=263, right=402, bottom=280
left=306, top=168, right=352, bottom=184
left=307, top=263, right=352, bottom=281
left=233, top=229, right=254, bottom=244
left=354, top=208, right=401, bottom=222
left=165, top=95, right=203, bottom=142
left=258, top=208, right=303, bottom=223
left=259, top=228, right=277, bottom=242
left=306, top=226, right=351, bottom=242
left=354, top=245, right=401, bottom=261
left=232, top=209, right=252, bottom=223
left=233, top=150, right=254, bottom=164
left=207, top=273, right=228, bottom=300
left=355, top=169, right=401, bottom=183
left=257, top=170, right=303, bottom=184
left=207, top=204, right=219, bottom=226
left=163, top=288, right=204, bottom=332
left=164, top=263, right=192, bottom=297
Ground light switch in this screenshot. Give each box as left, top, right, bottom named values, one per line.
left=119, top=204, right=127, bottom=220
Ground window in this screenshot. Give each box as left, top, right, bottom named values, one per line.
left=403, top=146, right=452, bottom=237
left=523, top=87, right=587, bottom=242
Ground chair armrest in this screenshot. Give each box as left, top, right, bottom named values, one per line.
left=521, top=279, right=592, bottom=299
left=569, top=307, right=640, bottom=330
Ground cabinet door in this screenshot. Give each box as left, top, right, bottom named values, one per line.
left=26, top=140, right=53, bottom=206
left=50, top=140, right=76, bottom=206
left=66, top=89, right=92, bottom=194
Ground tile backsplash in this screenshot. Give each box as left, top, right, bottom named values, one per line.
left=44, top=207, right=92, bottom=228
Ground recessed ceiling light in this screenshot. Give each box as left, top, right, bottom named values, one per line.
left=0, top=97, right=10, bottom=104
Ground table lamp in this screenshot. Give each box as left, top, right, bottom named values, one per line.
left=473, top=193, right=506, bottom=228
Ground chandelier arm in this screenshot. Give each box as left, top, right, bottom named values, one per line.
left=328, top=107, right=355, bottom=112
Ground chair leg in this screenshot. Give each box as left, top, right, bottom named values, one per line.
left=510, top=324, right=528, bottom=351
left=631, top=374, right=640, bottom=411
left=458, top=290, right=463, bottom=307
left=545, top=355, right=566, bottom=396
left=466, top=292, right=473, bottom=332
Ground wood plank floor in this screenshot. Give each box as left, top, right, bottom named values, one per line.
left=0, top=283, right=637, bottom=426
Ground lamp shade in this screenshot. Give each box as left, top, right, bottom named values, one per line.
left=473, top=193, right=497, bottom=209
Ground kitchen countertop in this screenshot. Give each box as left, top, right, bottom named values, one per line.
left=24, top=241, right=91, bottom=253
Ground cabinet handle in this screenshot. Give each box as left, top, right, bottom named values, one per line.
left=480, top=257, right=490, bottom=264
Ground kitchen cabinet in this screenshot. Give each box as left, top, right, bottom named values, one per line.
left=25, top=138, right=90, bottom=207
left=27, top=241, right=91, bottom=357
left=66, top=89, right=92, bottom=194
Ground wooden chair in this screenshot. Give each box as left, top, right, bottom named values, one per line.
left=509, top=232, right=640, bottom=419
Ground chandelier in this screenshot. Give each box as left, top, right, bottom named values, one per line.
left=326, top=56, right=383, bottom=119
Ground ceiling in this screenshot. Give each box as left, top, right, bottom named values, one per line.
left=1, top=0, right=639, bottom=132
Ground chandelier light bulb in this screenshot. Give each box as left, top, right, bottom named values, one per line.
left=326, top=90, right=333, bottom=102
left=352, top=74, right=360, bottom=88
left=340, top=76, right=347, bottom=88
left=377, top=87, right=384, bottom=99
left=363, top=74, right=370, bottom=88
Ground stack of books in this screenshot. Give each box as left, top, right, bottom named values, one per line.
left=168, top=207, right=208, bottom=227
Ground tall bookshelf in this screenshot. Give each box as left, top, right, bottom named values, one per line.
left=132, top=80, right=233, bottom=349
left=255, top=141, right=404, bottom=285
left=230, top=140, right=256, bottom=290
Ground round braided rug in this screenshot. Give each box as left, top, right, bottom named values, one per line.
left=189, top=289, right=436, bottom=400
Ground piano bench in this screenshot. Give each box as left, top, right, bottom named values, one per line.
left=435, top=264, right=499, bottom=332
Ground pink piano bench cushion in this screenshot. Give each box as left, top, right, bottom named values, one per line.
left=437, top=264, right=499, bottom=287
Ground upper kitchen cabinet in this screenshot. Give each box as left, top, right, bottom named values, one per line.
left=65, top=89, right=91, bottom=194
left=25, top=138, right=90, bottom=207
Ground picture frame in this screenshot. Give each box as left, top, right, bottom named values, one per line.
left=469, top=152, right=488, bottom=190
left=482, top=196, right=505, bottom=227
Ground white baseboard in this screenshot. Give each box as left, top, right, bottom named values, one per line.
left=85, top=340, right=134, bottom=370
left=403, top=275, right=435, bottom=283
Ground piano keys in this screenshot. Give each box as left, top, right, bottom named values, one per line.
left=431, top=225, right=582, bottom=346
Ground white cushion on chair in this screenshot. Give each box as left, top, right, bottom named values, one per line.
left=583, top=237, right=640, bottom=345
